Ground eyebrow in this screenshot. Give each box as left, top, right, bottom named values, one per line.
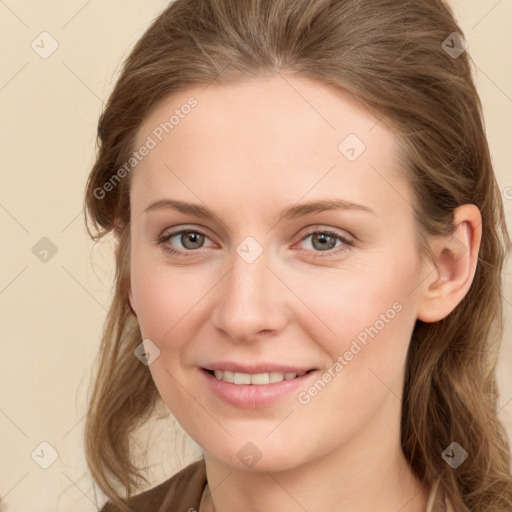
left=144, top=198, right=375, bottom=222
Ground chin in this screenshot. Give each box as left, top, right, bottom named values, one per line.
left=203, top=440, right=308, bottom=473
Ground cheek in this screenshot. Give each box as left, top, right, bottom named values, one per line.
left=288, top=280, right=416, bottom=454
left=130, top=254, right=218, bottom=360
left=130, top=262, right=204, bottom=411
left=131, top=267, right=175, bottom=338
left=294, top=251, right=419, bottom=392
left=297, top=258, right=417, bottom=346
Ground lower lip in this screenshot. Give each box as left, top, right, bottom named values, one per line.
left=200, top=368, right=318, bottom=408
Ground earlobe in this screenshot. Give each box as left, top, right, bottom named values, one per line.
left=416, top=204, right=482, bottom=323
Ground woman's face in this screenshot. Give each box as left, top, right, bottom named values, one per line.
left=128, top=74, right=427, bottom=471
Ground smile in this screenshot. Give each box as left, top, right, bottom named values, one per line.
left=207, top=369, right=310, bottom=385
left=200, top=367, right=319, bottom=408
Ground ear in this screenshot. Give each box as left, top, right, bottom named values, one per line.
left=416, top=204, right=482, bottom=323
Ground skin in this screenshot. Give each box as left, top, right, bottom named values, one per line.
left=127, top=74, right=481, bottom=512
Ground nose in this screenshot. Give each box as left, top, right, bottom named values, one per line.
left=211, top=245, right=288, bottom=343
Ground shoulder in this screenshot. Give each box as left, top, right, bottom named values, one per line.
left=99, top=458, right=207, bottom=512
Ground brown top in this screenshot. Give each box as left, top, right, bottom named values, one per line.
left=99, top=460, right=207, bottom=512
left=99, top=459, right=455, bottom=512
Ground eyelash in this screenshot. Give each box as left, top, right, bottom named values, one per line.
left=155, top=227, right=354, bottom=259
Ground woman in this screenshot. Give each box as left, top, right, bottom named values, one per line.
left=84, top=0, right=512, bottom=510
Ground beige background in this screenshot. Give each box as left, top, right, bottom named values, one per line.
left=0, top=1, right=511, bottom=510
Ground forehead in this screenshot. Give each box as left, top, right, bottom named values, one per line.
left=131, top=74, right=411, bottom=220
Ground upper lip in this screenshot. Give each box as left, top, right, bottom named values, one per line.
left=202, top=362, right=316, bottom=374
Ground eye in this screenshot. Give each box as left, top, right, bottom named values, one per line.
left=295, top=228, right=354, bottom=258
left=155, top=226, right=354, bottom=258
left=156, top=228, right=214, bottom=256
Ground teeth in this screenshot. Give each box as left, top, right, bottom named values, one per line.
left=221, top=370, right=234, bottom=383
left=269, top=371, right=285, bottom=383
left=212, top=369, right=308, bottom=385
left=248, top=372, right=270, bottom=385
left=234, top=372, right=251, bottom=384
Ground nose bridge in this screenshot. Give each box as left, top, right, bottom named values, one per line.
left=211, top=240, right=286, bottom=341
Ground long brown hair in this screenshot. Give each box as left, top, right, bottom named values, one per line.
left=83, top=0, right=512, bottom=510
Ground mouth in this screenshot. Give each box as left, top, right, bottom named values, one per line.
left=200, top=366, right=319, bottom=408
left=201, top=368, right=316, bottom=385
